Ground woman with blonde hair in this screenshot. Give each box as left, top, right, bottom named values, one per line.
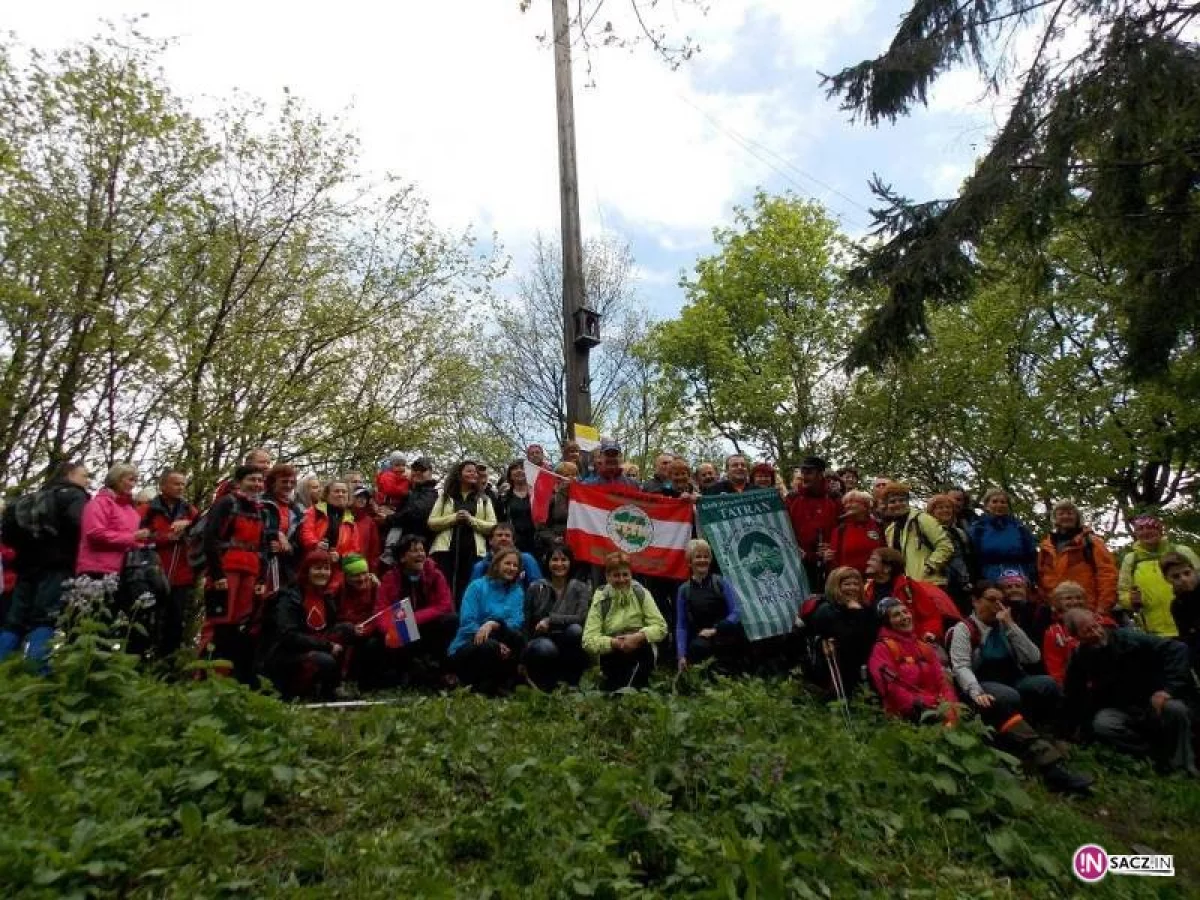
left=76, top=463, right=150, bottom=580
left=808, top=566, right=877, bottom=695
left=1042, top=580, right=1092, bottom=686
left=674, top=538, right=745, bottom=673
left=926, top=493, right=974, bottom=613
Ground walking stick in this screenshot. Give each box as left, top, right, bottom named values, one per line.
left=822, top=639, right=853, bottom=731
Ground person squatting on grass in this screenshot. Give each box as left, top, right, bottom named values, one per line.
left=4, top=449, right=1197, bottom=788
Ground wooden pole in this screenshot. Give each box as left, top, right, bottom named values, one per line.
left=551, top=0, right=592, bottom=439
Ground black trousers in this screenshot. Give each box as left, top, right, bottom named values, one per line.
left=200, top=624, right=260, bottom=687
left=599, top=642, right=656, bottom=692
left=685, top=620, right=748, bottom=673
left=521, top=624, right=587, bottom=690
left=271, top=650, right=340, bottom=701
left=353, top=613, right=460, bottom=690
left=452, top=624, right=524, bottom=695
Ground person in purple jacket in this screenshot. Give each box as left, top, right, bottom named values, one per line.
left=676, top=538, right=746, bottom=673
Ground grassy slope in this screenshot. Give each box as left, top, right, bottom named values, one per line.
left=1, top=639, right=1197, bottom=899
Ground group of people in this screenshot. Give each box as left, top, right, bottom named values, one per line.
left=1, top=440, right=1198, bottom=788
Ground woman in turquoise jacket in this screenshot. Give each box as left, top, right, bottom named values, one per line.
left=449, top=548, right=525, bottom=694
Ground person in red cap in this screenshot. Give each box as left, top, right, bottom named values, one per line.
left=262, top=549, right=353, bottom=700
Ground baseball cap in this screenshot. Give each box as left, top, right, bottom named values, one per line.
left=599, top=437, right=621, bottom=454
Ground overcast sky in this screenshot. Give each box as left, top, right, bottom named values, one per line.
left=3, top=1, right=1004, bottom=317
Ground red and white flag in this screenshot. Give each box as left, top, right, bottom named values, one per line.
left=525, top=459, right=559, bottom=526
left=565, top=483, right=692, bottom=579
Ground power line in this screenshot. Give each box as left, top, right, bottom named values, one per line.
left=673, top=90, right=874, bottom=232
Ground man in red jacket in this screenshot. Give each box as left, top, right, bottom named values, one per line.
left=199, top=465, right=267, bottom=684
left=786, top=456, right=841, bottom=591
left=140, top=470, right=197, bottom=659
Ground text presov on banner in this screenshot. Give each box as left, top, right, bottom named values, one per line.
left=697, top=490, right=809, bottom=641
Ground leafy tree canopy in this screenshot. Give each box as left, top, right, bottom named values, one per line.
left=825, top=0, right=1200, bottom=381
left=651, top=191, right=867, bottom=468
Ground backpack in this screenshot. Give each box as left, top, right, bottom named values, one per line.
left=120, top=546, right=170, bottom=610
left=5, top=488, right=61, bottom=543
left=185, top=500, right=240, bottom=572
left=943, top=617, right=982, bottom=653
left=597, top=582, right=653, bottom=629
left=881, top=635, right=936, bottom=667
left=185, top=512, right=211, bottom=572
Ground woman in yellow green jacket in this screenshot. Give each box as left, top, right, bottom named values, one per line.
left=582, top=552, right=667, bottom=691
left=428, top=460, right=496, bottom=606
left=1117, top=515, right=1200, bottom=637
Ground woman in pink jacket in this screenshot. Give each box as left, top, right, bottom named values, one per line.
left=869, top=598, right=958, bottom=724
left=76, top=463, right=150, bottom=578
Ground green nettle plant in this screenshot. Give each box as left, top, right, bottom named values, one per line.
left=1, top=622, right=1197, bottom=898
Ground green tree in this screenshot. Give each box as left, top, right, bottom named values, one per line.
left=825, top=0, right=1200, bottom=381
left=838, top=219, right=1200, bottom=532
left=0, top=29, right=501, bottom=499
left=652, top=191, right=866, bottom=467
left=481, top=233, right=648, bottom=453
left=0, top=33, right=214, bottom=484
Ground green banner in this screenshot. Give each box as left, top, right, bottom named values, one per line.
left=696, top=491, right=809, bottom=642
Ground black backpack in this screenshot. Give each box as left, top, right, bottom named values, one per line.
left=3, top=488, right=61, bottom=543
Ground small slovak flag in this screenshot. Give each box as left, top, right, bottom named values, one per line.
left=525, top=459, right=560, bottom=526
left=382, top=598, right=420, bottom=649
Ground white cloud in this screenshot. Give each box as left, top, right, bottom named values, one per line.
left=2, top=1, right=872, bottom=259
left=924, top=160, right=969, bottom=197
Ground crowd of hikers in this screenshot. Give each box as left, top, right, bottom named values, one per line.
left=2, top=441, right=1198, bottom=795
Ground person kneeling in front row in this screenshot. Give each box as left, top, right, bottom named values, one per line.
left=448, top=548, right=525, bottom=695
left=1063, top=608, right=1197, bottom=776
left=521, top=542, right=590, bottom=691
left=582, top=552, right=667, bottom=691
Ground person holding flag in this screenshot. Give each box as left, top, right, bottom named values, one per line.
left=373, top=535, right=458, bottom=687
left=580, top=439, right=639, bottom=488
left=535, top=462, right=577, bottom=558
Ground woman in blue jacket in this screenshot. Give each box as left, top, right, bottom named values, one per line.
left=449, top=548, right=526, bottom=694
left=969, top=489, right=1038, bottom=585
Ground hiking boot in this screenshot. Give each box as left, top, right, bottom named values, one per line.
left=1042, top=761, right=1094, bottom=795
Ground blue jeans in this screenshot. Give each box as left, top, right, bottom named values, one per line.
left=0, top=625, right=55, bottom=674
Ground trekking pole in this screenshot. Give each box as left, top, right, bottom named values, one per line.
left=822, top=639, right=853, bottom=731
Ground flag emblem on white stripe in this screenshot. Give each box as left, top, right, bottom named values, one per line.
left=607, top=505, right=653, bottom=553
